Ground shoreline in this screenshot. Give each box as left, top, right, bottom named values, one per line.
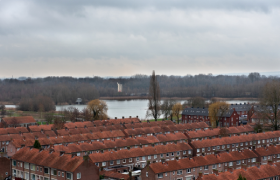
left=0, top=97, right=259, bottom=105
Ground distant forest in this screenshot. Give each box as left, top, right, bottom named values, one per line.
left=0, top=72, right=279, bottom=105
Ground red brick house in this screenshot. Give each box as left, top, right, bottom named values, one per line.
left=197, top=162, right=280, bottom=180
left=11, top=147, right=99, bottom=180
left=182, top=108, right=240, bottom=127
left=141, top=149, right=258, bottom=180
left=2, top=116, right=36, bottom=127
left=0, top=156, right=11, bottom=179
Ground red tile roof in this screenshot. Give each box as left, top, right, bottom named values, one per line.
left=200, top=162, right=280, bottom=180
left=254, top=145, right=280, bottom=156
left=101, top=171, right=130, bottom=180
left=2, top=116, right=36, bottom=124
left=148, top=149, right=257, bottom=174
left=12, top=147, right=87, bottom=172
left=28, top=124, right=54, bottom=132
left=89, top=143, right=192, bottom=163
left=191, top=131, right=280, bottom=149
left=0, top=127, right=29, bottom=135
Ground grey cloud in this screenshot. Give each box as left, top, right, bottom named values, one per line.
left=0, top=0, right=280, bottom=77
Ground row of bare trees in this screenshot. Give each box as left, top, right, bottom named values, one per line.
left=0, top=73, right=279, bottom=105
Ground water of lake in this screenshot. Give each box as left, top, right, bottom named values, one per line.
left=5, top=99, right=257, bottom=120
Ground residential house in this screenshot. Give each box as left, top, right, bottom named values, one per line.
left=11, top=147, right=99, bottom=180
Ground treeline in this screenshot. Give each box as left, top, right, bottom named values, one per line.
left=0, top=72, right=279, bottom=104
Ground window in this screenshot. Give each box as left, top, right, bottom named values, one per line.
left=148, top=156, right=151, bottom=160
left=197, top=149, right=200, bottom=153
left=227, top=145, right=230, bottom=148
left=123, top=159, right=126, bottom=163
left=222, top=145, right=225, bottom=149
left=25, top=172, right=29, bottom=180
left=51, top=169, right=57, bottom=176
left=160, top=154, right=163, bottom=158
left=154, top=155, right=157, bottom=159
left=188, top=150, right=192, bottom=155
left=240, top=143, right=243, bottom=146
left=110, top=161, right=114, bottom=165
left=37, top=166, right=39, bottom=171
left=202, top=148, right=205, bottom=152
left=158, top=173, right=163, bottom=178
left=13, top=160, right=16, bottom=166
left=66, top=172, right=72, bottom=179
left=229, top=162, right=233, bottom=166
left=252, top=158, right=256, bottom=162
left=212, top=146, right=215, bottom=150
left=165, top=173, right=167, bottom=176
left=102, top=162, right=106, bottom=166
left=146, top=172, right=148, bottom=177
left=245, top=142, right=248, bottom=146
left=177, top=151, right=180, bottom=156
left=173, top=171, right=175, bottom=175
left=217, top=146, right=220, bottom=150
left=166, top=153, right=169, bottom=157
left=208, top=147, right=210, bottom=151
left=136, top=157, right=139, bottom=161
left=193, top=168, right=195, bottom=172
left=24, top=162, right=29, bottom=169
left=142, top=156, right=146, bottom=160
left=177, top=170, right=182, bottom=175
left=95, top=163, right=99, bottom=167
left=232, top=144, right=235, bottom=148
left=263, top=156, right=267, bottom=160
left=219, top=163, right=221, bottom=167
left=77, top=173, right=81, bottom=179
left=44, top=168, right=49, bottom=174
left=58, top=171, right=61, bottom=176
left=62, top=172, right=64, bottom=177
left=187, top=169, right=191, bottom=173
left=213, top=164, right=217, bottom=169
left=258, top=140, right=260, bottom=144
left=183, top=151, right=186, bottom=155
left=237, top=160, right=241, bottom=165
left=129, top=158, right=132, bottom=162
left=204, top=165, right=208, bottom=170
left=171, top=152, right=174, bottom=156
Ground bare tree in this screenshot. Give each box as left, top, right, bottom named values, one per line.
left=188, top=97, right=206, bottom=108
left=259, top=81, right=280, bottom=130
left=0, top=104, right=6, bottom=118
left=161, top=99, right=175, bottom=120
left=146, top=71, right=161, bottom=121
left=81, top=108, right=92, bottom=121
left=10, top=117, right=19, bottom=127
left=44, top=113, right=54, bottom=124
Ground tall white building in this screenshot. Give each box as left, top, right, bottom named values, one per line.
left=117, top=83, right=122, bottom=92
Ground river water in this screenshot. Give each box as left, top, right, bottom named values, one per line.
left=5, top=99, right=257, bottom=120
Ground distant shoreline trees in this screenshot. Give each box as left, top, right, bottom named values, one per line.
left=17, top=96, right=55, bottom=112
left=0, top=73, right=279, bottom=105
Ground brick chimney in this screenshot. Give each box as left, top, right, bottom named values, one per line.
left=213, top=169, right=219, bottom=176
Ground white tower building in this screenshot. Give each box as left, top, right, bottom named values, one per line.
left=117, top=83, right=123, bottom=92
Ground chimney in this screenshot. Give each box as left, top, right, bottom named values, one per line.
left=122, top=116, right=124, bottom=119
left=136, top=116, right=138, bottom=118
left=228, top=167, right=233, bottom=173
left=115, top=117, right=117, bottom=119
left=49, top=149, right=54, bottom=154
left=107, top=118, right=110, bottom=120
left=129, top=116, right=131, bottom=119
left=213, top=169, right=219, bottom=176
left=198, top=172, right=203, bottom=179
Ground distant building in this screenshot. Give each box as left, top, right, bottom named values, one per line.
left=76, top=98, right=82, bottom=105
left=117, top=83, right=123, bottom=92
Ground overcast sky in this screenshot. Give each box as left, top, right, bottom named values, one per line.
left=1, top=0, right=280, bottom=78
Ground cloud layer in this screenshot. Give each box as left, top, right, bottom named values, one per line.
left=0, top=0, right=280, bottom=77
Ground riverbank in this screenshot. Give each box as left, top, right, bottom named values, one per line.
left=0, top=97, right=259, bottom=105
